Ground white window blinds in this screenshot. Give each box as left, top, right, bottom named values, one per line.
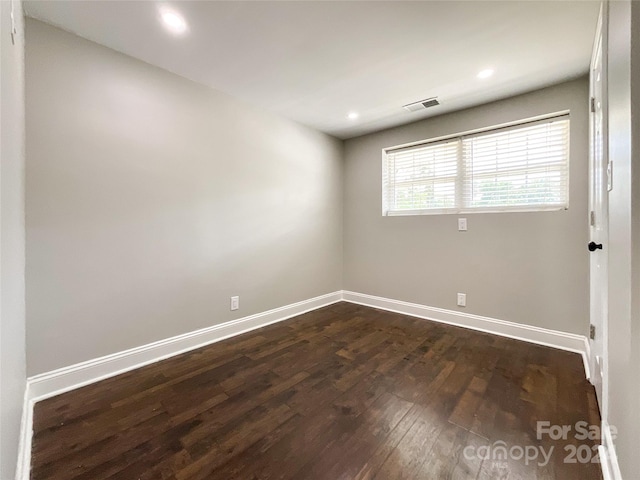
left=384, top=139, right=459, bottom=211
left=383, top=115, right=570, bottom=215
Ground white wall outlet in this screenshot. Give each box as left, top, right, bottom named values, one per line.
left=230, top=296, right=239, bottom=311
left=458, top=218, right=468, bottom=231
left=457, top=293, right=466, bottom=307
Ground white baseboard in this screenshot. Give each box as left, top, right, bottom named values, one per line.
left=583, top=338, right=592, bottom=381
left=15, top=387, right=33, bottom=480
left=342, top=291, right=590, bottom=374
left=24, top=290, right=593, bottom=403
left=599, top=421, right=623, bottom=480
left=27, top=291, right=342, bottom=403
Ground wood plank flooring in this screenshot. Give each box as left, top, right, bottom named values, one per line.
left=30, top=302, right=602, bottom=479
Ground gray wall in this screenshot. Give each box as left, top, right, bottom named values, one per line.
left=1, top=1, right=26, bottom=479
left=25, top=20, right=343, bottom=376
left=607, top=0, right=640, bottom=476
left=344, top=79, right=589, bottom=335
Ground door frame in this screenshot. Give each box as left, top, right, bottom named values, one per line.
left=588, top=1, right=609, bottom=424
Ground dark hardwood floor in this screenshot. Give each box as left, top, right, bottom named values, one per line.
left=31, top=302, right=602, bottom=479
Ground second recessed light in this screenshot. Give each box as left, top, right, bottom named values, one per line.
left=477, top=68, right=494, bottom=79
left=347, top=112, right=359, bottom=120
left=159, top=7, right=188, bottom=35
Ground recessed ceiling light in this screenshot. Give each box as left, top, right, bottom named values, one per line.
left=477, top=68, right=494, bottom=79
left=347, top=112, right=359, bottom=120
left=159, top=7, right=188, bottom=35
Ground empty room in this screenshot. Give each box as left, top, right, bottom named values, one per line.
left=1, top=0, right=639, bottom=479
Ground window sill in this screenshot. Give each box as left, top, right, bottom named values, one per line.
left=383, top=205, right=569, bottom=216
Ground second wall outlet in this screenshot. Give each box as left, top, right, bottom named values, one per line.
left=457, top=293, right=466, bottom=307
left=231, top=296, right=239, bottom=311
left=458, top=218, right=468, bottom=231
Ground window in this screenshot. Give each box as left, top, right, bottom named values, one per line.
left=382, top=114, right=570, bottom=215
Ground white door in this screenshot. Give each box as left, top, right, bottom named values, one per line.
left=588, top=3, right=608, bottom=414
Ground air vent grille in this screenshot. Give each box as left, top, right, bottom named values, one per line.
left=403, top=97, right=440, bottom=112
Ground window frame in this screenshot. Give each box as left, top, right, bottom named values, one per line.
left=382, top=111, right=571, bottom=216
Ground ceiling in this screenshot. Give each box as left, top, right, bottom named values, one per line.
left=24, top=1, right=600, bottom=139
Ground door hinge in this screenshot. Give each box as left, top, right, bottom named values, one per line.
left=590, top=210, right=595, bottom=226
left=10, top=0, right=17, bottom=46
left=590, top=97, right=596, bottom=113
left=590, top=324, right=596, bottom=340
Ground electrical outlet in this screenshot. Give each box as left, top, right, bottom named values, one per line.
left=457, top=293, right=466, bottom=307
left=458, top=218, right=467, bottom=231
left=230, top=296, right=239, bottom=311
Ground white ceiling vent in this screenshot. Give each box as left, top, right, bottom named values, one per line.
left=403, top=97, right=440, bottom=112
